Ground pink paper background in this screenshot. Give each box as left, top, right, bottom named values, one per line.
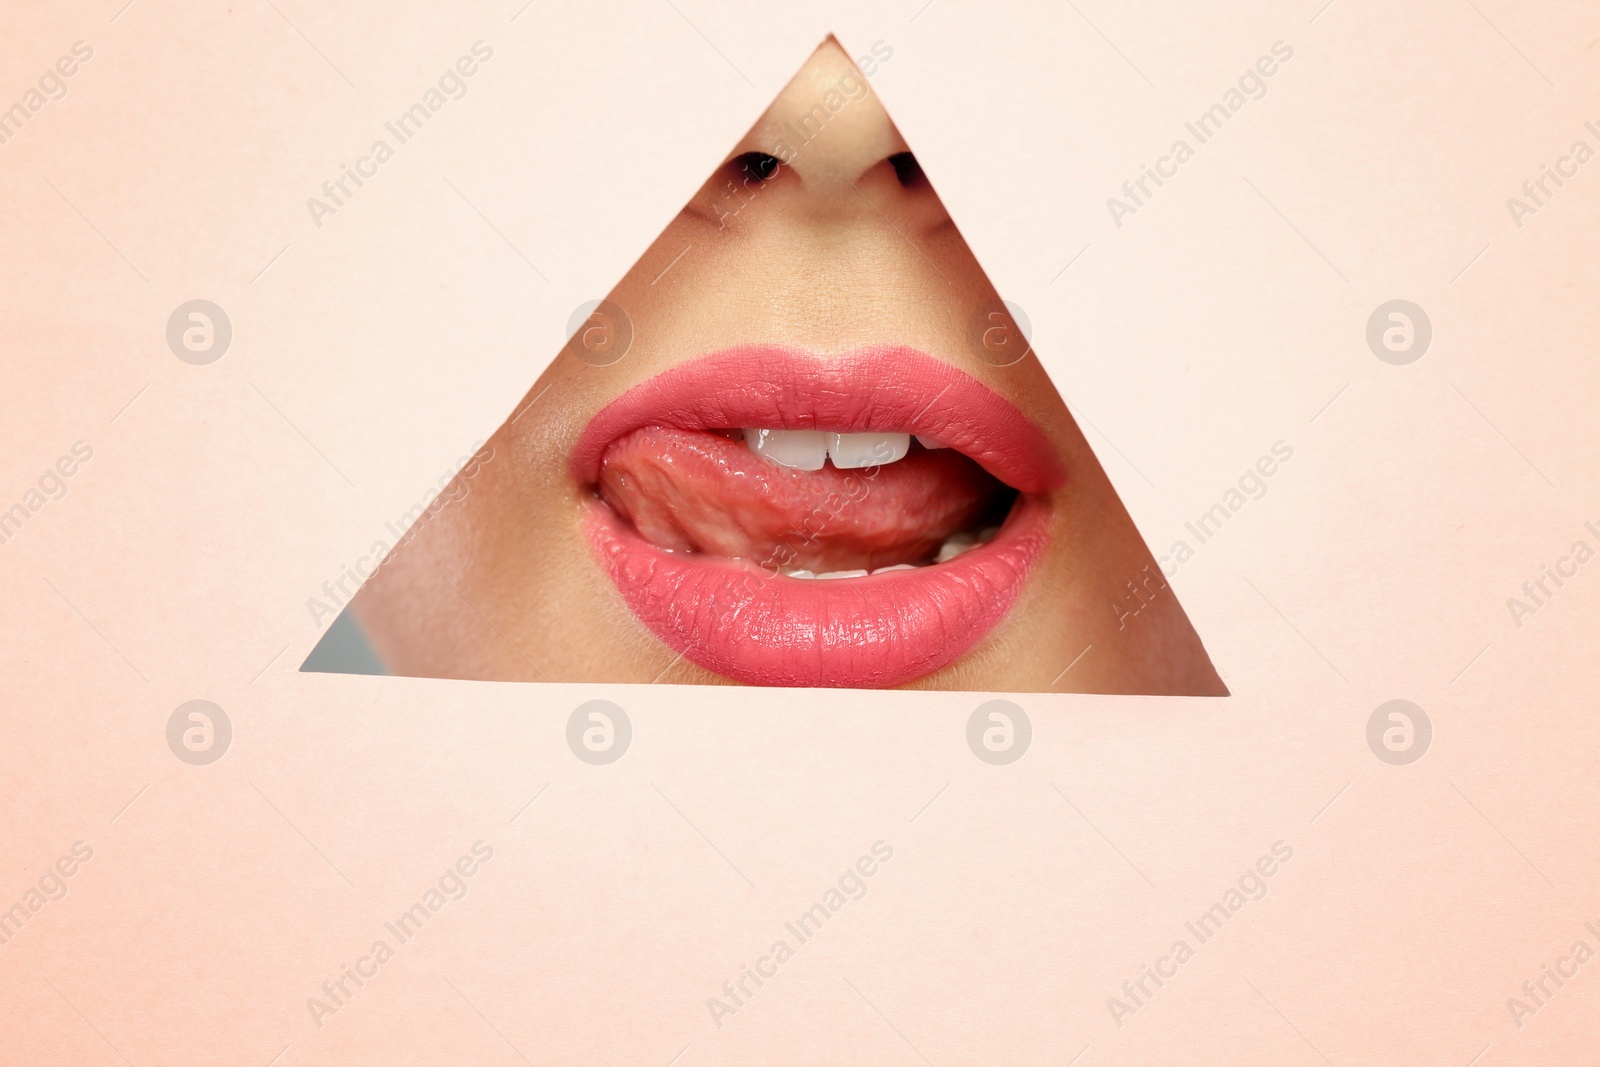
left=2, top=1, right=1597, bottom=1063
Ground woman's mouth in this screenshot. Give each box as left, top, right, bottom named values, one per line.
left=570, top=345, right=1065, bottom=688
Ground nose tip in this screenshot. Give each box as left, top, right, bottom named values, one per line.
left=750, top=39, right=909, bottom=193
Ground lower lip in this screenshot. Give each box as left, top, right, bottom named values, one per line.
left=582, top=492, right=1051, bottom=688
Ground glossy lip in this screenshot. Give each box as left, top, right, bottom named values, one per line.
left=572, top=344, right=1065, bottom=688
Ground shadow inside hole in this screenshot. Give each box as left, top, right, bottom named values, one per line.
left=301, top=606, right=388, bottom=676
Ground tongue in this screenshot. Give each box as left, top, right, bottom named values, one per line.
left=596, top=426, right=1012, bottom=572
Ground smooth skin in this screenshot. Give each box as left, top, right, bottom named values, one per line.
left=352, top=39, right=1226, bottom=695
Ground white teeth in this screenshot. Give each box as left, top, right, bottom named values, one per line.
left=935, top=536, right=976, bottom=564
left=743, top=429, right=910, bottom=469
left=744, top=428, right=827, bottom=471
left=785, top=546, right=994, bottom=579
left=826, top=432, right=910, bottom=469
left=914, top=434, right=948, bottom=450
left=934, top=526, right=1000, bottom=564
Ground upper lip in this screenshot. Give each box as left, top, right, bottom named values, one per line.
left=570, top=344, right=1065, bottom=492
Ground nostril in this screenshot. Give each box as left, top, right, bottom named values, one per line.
left=889, top=151, right=924, bottom=187
left=732, top=151, right=783, bottom=183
